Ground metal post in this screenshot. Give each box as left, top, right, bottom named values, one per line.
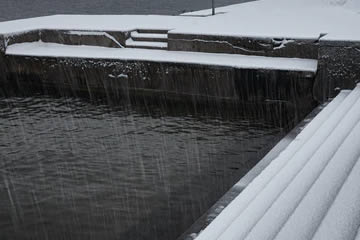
left=212, top=0, right=215, bottom=15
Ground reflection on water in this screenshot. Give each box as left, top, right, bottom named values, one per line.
left=0, top=96, right=285, bottom=240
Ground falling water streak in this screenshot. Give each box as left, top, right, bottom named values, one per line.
left=3, top=177, right=19, bottom=231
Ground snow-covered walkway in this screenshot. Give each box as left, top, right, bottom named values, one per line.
left=195, top=85, right=360, bottom=240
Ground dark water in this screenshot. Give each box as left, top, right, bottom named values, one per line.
left=0, top=95, right=285, bottom=240
left=0, top=0, right=252, bottom=22
left=0, top=0, right=280, bottom=239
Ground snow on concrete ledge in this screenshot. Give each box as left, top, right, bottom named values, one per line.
left=5, top=41, right=318, bottom=72
left=195, top=85, right=360, bottom=240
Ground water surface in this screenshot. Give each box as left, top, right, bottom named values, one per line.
left=0, top=1, right=281, bottom=239
left=0, top=96, right=285, bottom=240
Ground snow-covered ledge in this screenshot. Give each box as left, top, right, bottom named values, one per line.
left=193, top=85, right=360, bottom=240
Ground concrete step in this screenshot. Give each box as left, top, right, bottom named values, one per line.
left=131, top=31, right=168, bottom=42
left=125, top=39, right=167, bottom=50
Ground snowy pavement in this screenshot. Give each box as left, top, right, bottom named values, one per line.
left=195, top=86, right=360, bottom=240
left=5, top=41, right=318, bottom=72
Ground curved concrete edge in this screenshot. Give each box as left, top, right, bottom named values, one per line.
left=177, top=101, right=327, bottom=240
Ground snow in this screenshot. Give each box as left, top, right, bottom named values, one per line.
left=179, top=0, right=360, bottom=41
left=251, top=90, right=360, bottom=240
left=108, top=73, right=128, bottom=79
left=312, top=154, right=360, bottom=240
left=356, top=229, right=360, bottom=240
left=196, top=85, right=360, bottom=240
left=0, top=15, right=201, bottom=36
left=130, top=32, right=167, bottom=39
left=5, top=41, right=318, bottom=72
left=216, top=85, right=360, bottom=240
left=0, top=0, right=359, bottom=42
left=195, top=90, right=350, bottom=240
left=67, top=30, right=109, bottom=36
left=125, top=39, right=167, bottom=48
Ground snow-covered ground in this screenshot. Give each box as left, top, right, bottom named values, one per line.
left=180, top=0, right=360, bottom=41
left=0, top=15, right=203, bottom=36
left=5, top=41, right=318, bottom=72
left=0, top=0, right=359, bottom=41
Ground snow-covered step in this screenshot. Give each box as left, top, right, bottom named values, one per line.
left=130, top=31, right=168, bottom=42
left=195, top=85, right=360, bottom=240
left=126, top=29, right=169, bottom=49
left=246, top=88, right=360, bottom=240
left=274, top=120, right=360, bottom=240
left=312, top=154, right=360, bottom=240
left=125, top=38, right=167, bottom=49
left=194, top=90, right=350, bottom=240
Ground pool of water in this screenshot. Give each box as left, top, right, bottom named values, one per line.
left=0, top=95, right=285, bottom=240
left=0, top=0, right=252, bottom=22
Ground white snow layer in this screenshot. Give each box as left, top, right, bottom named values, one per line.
left=5, top=42, right=318, bottom=72
left=195, top=86, right=360, bottom=240
left=125, top=39, right=167, bottom=48
left=180, top=0, right=360, bottom=41
left=311, top=154, right=360, bottom=240
left=194, top=90, right=350, bottom=240
left=130, top=32, right=167, bottom=39
left=0, top=0, right=360, bottom=42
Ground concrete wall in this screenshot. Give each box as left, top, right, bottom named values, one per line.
left=5, top=30, right=40, bottom=46
left=2, top=55, right=316, bottom=128
left=1, top=29, right=128, bottom=50
left=40, top=30, right=128, bottom=48
left=168, top=33, right=319, bottom=59
left=314, top=40, right=360, bottom=102
left=4, top=29, right=360, bottom=106
left=0, top=34, right=5, bottom=53
left=0, top=29, right=320, bottom=124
